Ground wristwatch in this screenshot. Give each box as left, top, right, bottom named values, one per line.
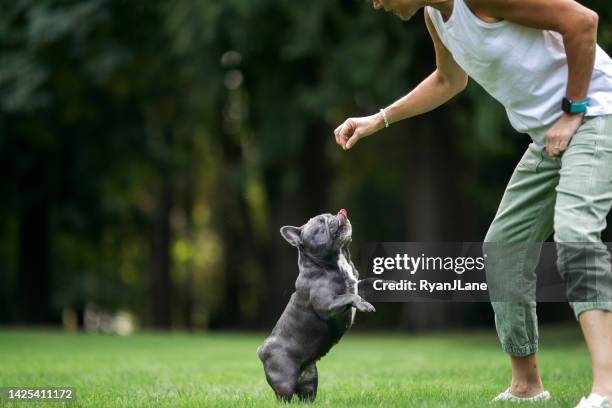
left=562, top=97, right=590, bottom=114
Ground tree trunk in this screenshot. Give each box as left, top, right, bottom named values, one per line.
left=17, top=159, right=52, bottom=324
left=149, top=179, right=173, bottom=329
left=400, top=111, right=459, bottom=330
left=182, top=178, right=195, bottom=330
left=257, top=120, right=332, bottom=328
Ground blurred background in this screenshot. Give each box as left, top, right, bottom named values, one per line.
left=1, top=0, right=612, bottom=334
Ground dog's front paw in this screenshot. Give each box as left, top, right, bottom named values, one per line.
left=356, top=300, right=376, bottom=313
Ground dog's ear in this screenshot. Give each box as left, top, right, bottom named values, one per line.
left=280, top=226, right=302, bottom=247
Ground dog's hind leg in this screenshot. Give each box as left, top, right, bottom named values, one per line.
left=262, top=354, right=299, bottom=402
left=296, top=363, right=318, bottom=402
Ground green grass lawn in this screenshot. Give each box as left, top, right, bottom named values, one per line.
left=0, top=327, right=592, bottom=407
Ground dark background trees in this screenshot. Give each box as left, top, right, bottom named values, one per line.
left=1, top=0, right=611, bottom=330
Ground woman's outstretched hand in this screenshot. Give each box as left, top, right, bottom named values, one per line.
left=334, top=114, right=385, bottom=150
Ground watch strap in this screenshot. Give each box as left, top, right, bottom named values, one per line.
left=563, top=97, right=590, bottom=114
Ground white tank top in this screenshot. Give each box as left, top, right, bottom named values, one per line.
left=427, top=0, right=612, bottom=135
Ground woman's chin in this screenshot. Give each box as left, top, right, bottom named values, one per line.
left=396, top=12, right=414, bottom=21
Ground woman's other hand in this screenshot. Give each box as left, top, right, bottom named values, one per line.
left=545, top=113, right=584, bottom=157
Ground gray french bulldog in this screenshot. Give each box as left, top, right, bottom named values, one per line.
left=257, top=209, right=376, bottom=402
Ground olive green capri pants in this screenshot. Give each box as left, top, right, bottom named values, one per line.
left=484, top=114, right=612, bottom=357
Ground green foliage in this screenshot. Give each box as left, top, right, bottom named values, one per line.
left=1, top=0, right=612, bottom=327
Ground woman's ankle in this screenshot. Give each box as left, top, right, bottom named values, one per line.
left=508, top=353, right=543, bottom=397
left=591, top=385, right=612, bottom=401
left=509, top=380, right=545, bottom=397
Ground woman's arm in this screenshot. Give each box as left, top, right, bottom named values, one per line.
left=467, top=0, right=599, bottom=156
left=382, top=10, right=469, bottom=123
left=334, top=9, right=468, bottom=150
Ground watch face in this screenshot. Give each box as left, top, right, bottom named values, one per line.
left=562, top=97, right=572, bottom=114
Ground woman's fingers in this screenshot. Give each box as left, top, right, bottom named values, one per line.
left=334, top=122, right=344, bottom=135
left=545, top=114, right=583, bottom=156
left=334, top=121, right=348, bottom=147
left=557, top=136, right=570, bottom=152
left=335, top=116, right=374, bottom=150
left=545, top=133, right=555, bottom=156
left=334, top=125, right=342, bottom=146
left=546, top=128, right=559, bottom=156
left=546, top=132, right=569, bottom=157
left=338, top=119, right=355, bottom=149
left=345, top=132, right=361, bottom=150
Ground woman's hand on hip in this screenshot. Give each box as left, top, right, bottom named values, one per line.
left=334, top=114, right=385, bottom=150
left=545, top=113, right=584, bottom=157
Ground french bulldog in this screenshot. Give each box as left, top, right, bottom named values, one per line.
left=257, top=209, right=376, bottom=402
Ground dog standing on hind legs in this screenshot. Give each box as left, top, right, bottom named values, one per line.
left=257, top=209, right=376, bottom=402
